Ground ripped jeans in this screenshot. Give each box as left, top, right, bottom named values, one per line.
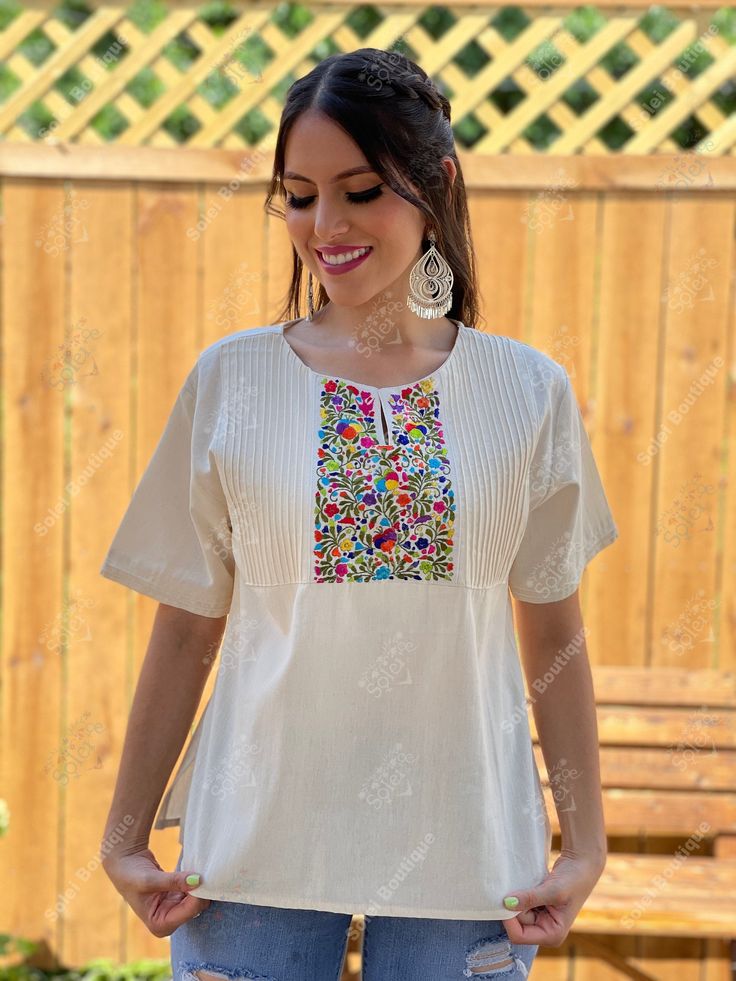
left=170, top=854, right=538, bottom=981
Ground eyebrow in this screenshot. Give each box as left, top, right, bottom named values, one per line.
left=282, top=165, right=376, bottom=184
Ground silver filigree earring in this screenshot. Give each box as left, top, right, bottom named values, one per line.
left=406, top=228, right=454, bottom=319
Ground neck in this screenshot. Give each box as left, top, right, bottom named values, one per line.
left=309, top=300, right=457, bottom=351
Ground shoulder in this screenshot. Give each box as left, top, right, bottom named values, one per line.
left=198, top=323, right=282, bottom=368
left=185, top=323, right=284, bottom=394
left=463, top=326, right=568, bottom=406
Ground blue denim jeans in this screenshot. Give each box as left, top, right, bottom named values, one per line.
left=170, top=853, right=538, bottom=980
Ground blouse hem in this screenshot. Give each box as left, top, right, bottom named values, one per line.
left=186, top=887, right=520, bottom=921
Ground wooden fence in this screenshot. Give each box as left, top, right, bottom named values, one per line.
left=1, top=1, right=735, bottom=979
left=2, top=145, right=734, bottom=981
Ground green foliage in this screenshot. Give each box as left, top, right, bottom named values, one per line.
left=0, top=956, right=172, bottom=981
left=0, top=933, right=38, bottom=960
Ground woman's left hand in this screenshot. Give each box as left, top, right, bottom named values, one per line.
left=500, top=849, right=606, bottom=947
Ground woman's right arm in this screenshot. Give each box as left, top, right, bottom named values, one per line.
left=100, top=602, right=227, bottom=936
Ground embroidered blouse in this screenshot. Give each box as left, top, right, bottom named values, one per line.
left=99, top=318, right=619, bottom=920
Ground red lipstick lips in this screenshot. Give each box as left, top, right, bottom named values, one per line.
left=316, top=246, right=373, bottom=276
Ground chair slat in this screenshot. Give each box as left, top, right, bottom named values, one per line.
left=542, top=788, right=736, bottom=835
left=587, top=667, right=736, bottom=707
left=549, top=852, right=736, bottom=938
left=529, top=705, right=736, bottom=748
left=532, top=744, right=736, bottom=793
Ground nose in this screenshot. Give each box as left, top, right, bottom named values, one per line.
left=312, top=196, right=350, bottom=243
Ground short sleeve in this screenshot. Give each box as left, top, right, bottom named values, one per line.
left=508, top=368, right=619, bottom=603
left=99, top=364, right=235, bottom=617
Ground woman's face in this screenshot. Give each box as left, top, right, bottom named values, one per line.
left=281, top=110, right=428, bottom=313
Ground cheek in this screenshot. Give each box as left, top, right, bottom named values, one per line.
left=371, top=198, right=407, bottom=232
left=376, top=199, right=424, bottom=245
left=285, top=212, right=314, bottom=264
left=285, top=210, right=311, bottom=240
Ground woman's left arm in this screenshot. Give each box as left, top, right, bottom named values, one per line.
left=502, top=588, right=608, bottom=947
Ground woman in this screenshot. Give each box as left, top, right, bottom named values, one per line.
left=99, top=47, right=618, bottom=981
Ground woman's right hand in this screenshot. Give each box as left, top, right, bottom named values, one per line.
left=103, top=847, right=211, bottom=938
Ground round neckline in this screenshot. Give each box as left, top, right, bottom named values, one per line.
left=277, top=316, right=466, bottom=393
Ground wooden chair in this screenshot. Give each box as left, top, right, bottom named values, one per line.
left=535, top=665, right=736, bottom=979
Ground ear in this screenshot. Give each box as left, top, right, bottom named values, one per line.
left=441, top=156, right=457, bottom=205
left=441, top=156, right=457, bottom=186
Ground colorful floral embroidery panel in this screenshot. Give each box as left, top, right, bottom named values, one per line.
left=314, top=377, right=456, bottom=582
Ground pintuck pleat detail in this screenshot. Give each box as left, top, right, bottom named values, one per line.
left=214, top=326, right=540, bottom=590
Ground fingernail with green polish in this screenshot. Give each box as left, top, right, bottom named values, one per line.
left=185, top=874, right=201, bottom=886
left=503, top=896, right=519, bottom=908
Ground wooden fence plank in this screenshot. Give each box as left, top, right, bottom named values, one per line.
left=65, top=181, right=135, bottom=966
left=469, top=191, right=529, bottom=337
left=597, top=194, right=670, bottom=671
left=653, top=198, right=732, bottom=671
left=715, top=201, right=736, bottom=682
left=0, top=181, right=67, bottom=965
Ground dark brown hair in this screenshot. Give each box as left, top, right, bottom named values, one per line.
left=263, top=47, right=482, bottom=330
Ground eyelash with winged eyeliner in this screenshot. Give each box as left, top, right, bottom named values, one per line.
left=284, top=183, right=385, bottom=210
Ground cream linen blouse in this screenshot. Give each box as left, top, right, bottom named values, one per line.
left=99, top=318, right=619, bottom=919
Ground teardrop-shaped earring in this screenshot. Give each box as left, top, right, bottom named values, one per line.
left=306, top=271, right=315, bottom=321
left=406, top=228, right=454, bottom=319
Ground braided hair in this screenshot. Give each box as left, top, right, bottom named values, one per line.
left=356, top=51, right=452, bottom=123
